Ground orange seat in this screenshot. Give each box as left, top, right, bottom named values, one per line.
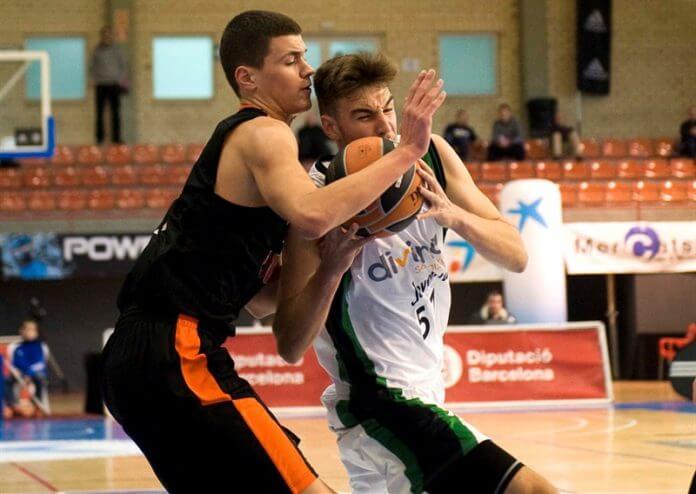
left=464, top=163, right=480, bottom=181
left=105, top=144, right=132, bottom=166
left=161, top=144, right=186, bottom=165
left=658, top=323, right=696, bottom=379
left=579, top=138, right=600, bottom=158
left=605, top=181, right=633, bottom=204
left=19, top=157, right=47, bottom=167
left=76, top=145, right=103, bottom=165
left=147, top=188, right=180, bottom=209
left=134, top=144, right=160, bottom=165
left=50, top=145, right=75, bottom=166
left=508, top=161, right=535, bottom=180
left=111, top=165, right=138, bottom=186
left=117, top=189, right=146, bottom=209
left=660, top=180, right=689, bottom=203
left=88, top=190, right=116, bottom=210
left=187, top=144, right=205, bottom=163
left=0, top=168, right=23, bottom=189
left=654, top=138, right=675, bottom=158
left=525, top=139, right=549, bottom=160
left=478, top=183, right=503, bottom=205
left=167, top=165, right=191, bottom=186
left=139, top=165, right=167, bottom=186
left=644, top=159, right=670, bottom=179
left=633, top=181, right=660, bottom=203
left=562, top=160, right=589, bottom=180
left=23, top=167, right=52, bottom=188
left=616, top=159, right=643, bottom=179
left=535, top=161, right=562, bottom=181
left=627, top=138, right=653, bottom=157
left=54, top=167, right=80, bottom=187
left=27, top=191, right=56, bottom=211
left=589, top=160, right=615, bottom=179
left=80, top=166, right=110, bottom=186
left=601, top=139, right=628, bottom=158
left=690, top=180, right=696, bottom=202
left=57, top=190, right=87, bottom=211
left=481, top=162, right=507, bottom=182
left=670, top=158, right=695, bottom=179
left=0, top=191, right=27, bottom=212
left=558, top=182, right=578, bottom=208
left=577, top=181, right=605, bottom=205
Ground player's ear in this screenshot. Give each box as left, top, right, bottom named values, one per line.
left=321, top=113, right=340, bottom=142
left=235, top=65, right=257, bottom=93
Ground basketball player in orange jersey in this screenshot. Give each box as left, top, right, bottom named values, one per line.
left=273, top=52, right=557, bottom=493
left=102, top=11, right=444, bottom=494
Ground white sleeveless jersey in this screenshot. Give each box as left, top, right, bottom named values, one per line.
left=309, top=143, right=451, bottom=429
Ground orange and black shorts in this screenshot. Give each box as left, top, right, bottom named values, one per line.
left=102, top=309, right=317, bottom=494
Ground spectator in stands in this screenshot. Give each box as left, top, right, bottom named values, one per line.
left=678, top=105, right=696, bottom=158
left=442, top=109, right=483, bottom=161
left=469, top=290, right=517, bottom=324
left=3, top=320, right=50, bottom=415
left=487, top=104, right=526, bottom=161
left=89, top=26, right=127, bottom=144
left=549, top=110, right=581, bottom=159
left=296, top=111, right=333, bottom=168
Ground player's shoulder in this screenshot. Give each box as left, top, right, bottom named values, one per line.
left=225, top=116, right=296, bottom=161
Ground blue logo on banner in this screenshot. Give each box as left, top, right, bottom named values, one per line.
left=624, top=226, right=660, bottom=259
left=506, top=197, right=548, bottom=231
left=446, top=239, right=476, bottom=271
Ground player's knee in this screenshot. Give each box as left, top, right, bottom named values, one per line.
left=504, top=466, right=557, bottom=494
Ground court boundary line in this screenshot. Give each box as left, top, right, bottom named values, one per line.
left=10, top=461, right=60, bottom=492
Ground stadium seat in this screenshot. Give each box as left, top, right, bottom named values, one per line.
left=19, top=157, right=47, bottom=167
left=111, top=165, right=138, bottom=186
left=534, top=161, right=562, bottom=181
left=50, top=145, right=75, bottom=166
left=0, top=168, right=23, bottom=188
left=27, top=191, right=56, bottom=211
left=57, top=190, right=87, bottom=211
left=579, top=138, right=600, bottom=158
left=654, top=138, right=675, bottom=158
left=481, top=162, right=507, bottom=182
left=478, top=183, right=503, bottom=205
left=88, top=190, right=116, bottom=210
left=117, top=189, right=146, bottom=209
left=601, top=138, right=628, bottom=158
left=147, top=188, right=179, bottom=209
left=161, top=144, right=187, bottom=165
left=23, top=167, right=52, bottom=188
left=508, top=161, right=535, bottom=180
left=0, top=191, right=27, bottom=212
left=525, top=139, right=549, bottom=160
left=605, top=181, right=633, bottom=204
left=633, top=181, right=660, bottom=203
left=139, top=164, right=167, bottom=185
left=616, top=159, right=643, bottom=179
left=464, top=163, right=480, bottom=181
left=167, top=165, right=191, bottom=185
left=76, top=145, right=103, bottom=165
left=660, top=180, right=689, bottom=203
left=644, top=159, right=670, bottom=179
left=54, top=167, right=80, bottom=187
left=562, top=160, right=589, bottom=180
left=690, top=180, right=696, bottom=202
left=80, top=166, right=110, bottom=186
left=186, top=143, right=205, bottom=163
left=589, top=160, right=616, bottom=179
left=134, top=144, right=160, bottom=165
left=627, top=138, right=653, bottom=157
left=670, top=158, right=695, bottom=179
left=577, top=181, right=605, bottom=205
left=558, top=182, right=578, bottom=208
left=105, top=144, right=133, bottom=166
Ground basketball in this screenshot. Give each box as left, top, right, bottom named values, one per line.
left=325, top=136, right=424, bottom=237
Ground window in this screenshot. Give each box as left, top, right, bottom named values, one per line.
left=25, top=37, right=86, bottom=100
left=439, top=34, right=497, bottom=95
left=153, top=36, right=213, bottom=99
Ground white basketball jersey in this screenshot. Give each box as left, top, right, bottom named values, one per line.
left=309, top=144, right=451, bottom=429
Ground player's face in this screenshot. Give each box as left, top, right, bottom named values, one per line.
left=253, top=35, right=314, bottom=116
left=322, top=85, right=397, bottom=148
left=20, top=322, right=39, bottom=341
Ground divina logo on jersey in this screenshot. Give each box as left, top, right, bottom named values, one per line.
left=367, top=234, right=444, bottom=282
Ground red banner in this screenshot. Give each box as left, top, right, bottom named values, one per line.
left=226, top=323, right=611, bottom=410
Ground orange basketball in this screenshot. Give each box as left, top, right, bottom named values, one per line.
left=325, top=136, right=424, bottom=237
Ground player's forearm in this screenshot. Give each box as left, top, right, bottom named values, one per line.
left=300, top=146, right=420, bottom=239
left=272, top=266, right=344, bottom=363
left=450, top=208, right=528, bottom=272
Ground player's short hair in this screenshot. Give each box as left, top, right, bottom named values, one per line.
left=220, top=10, right=302, bottom=96
left=314, top=52, right=397, bottom=115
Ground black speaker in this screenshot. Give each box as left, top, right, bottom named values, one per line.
left=526, top=98, right=557, bottom=138
left=577, top=0, right=612, bottom=94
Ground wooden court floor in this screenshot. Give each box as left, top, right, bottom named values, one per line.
left=1, top=381, right=695, bottom=493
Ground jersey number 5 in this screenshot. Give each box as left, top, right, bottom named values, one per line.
left=415, top=290, right=435, bottom=339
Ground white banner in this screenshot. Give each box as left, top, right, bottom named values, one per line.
left=444, top=231, right=503, bottom=282
left=564, top=221, right=696, bottom=274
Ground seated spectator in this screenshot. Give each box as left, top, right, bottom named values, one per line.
left=297, top=111, right=333, bottom=168
left=442, top=109, right=482, bottom=161
left=679, top=105, right=696, bottom=158
left=487, top=104, right=526, bottom=161
left=469, top=290, right=516, bottom=324
left=3, top=320, right=51, bottom=417
left=550, top=111, right=581, bottom=159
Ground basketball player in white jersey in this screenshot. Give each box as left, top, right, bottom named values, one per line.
left=273, top=52, right=557, bottom=493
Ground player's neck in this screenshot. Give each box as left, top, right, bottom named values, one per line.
left=239, top=97, right=293, bottom=125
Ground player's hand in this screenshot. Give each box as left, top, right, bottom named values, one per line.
left=317, top=223, right=372, bottom=275
left=416, top=162, right=459, bottom=229
left=399, top=70, right=446, bottom=159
